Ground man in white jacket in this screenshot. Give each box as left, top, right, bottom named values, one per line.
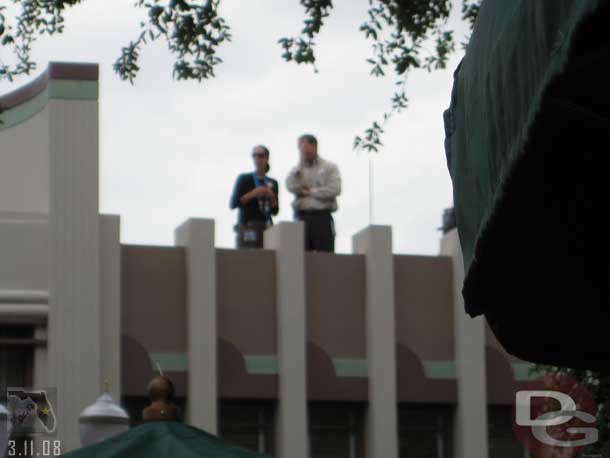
left=286, top=134, right=342, bottom=252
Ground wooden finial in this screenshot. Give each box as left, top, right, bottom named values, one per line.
left=142, top=375, right=178, bottom=422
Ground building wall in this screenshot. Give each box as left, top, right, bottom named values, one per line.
left=217, top=248, right=277, bottom=358
left=394, top=255, right=454, bottom=368
left=0, top=62, right=119, bottom=452
left=394, top=255, right=454, bottom=362
left=121, top=247, right=463, bottom=403
left=305, top=252, right=367, bottom=362
left=120, top=241, right=526, bottom=408
left=121, top=245, right=187, bottom=397
left=0, top=107, right=50, bottom=214
left=394, top=255, right=457, bottom=404
left=0, top=214, right=49, bottom=292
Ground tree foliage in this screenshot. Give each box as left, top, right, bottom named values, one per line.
left=0, top=0, right=480, bottom=149
left=114, top=0, right=231, bottom=83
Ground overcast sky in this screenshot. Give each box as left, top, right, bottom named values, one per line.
left=0, top=0, right=467, bottom=254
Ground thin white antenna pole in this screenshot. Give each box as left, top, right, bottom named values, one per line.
left=155, top=362, right=164, bottom=376
left=368, top=154, right=374, bottom=225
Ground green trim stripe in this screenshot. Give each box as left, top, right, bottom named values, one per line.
left=333, top=358, right=368, bottom=377
left=149, top=353, right=189, bottom=373
left=422, top=361, right=457, bottom=380
left=48, top=80, right=98, bottom=101
left=148, top=352, right=462, bottom=380
left=146, top=353, right=537, bottom=383
left=0, top=91, right=49, bottom=130
left=244, top=356, right=278, bottom=375
left=512, top=362, right=542, bottom=381
left=245, top=356, right=370, bottom=377
left=0, top=79, right=98, bottom=130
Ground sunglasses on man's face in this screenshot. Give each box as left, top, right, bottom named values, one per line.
left=252, top=152, right=267, bottom=158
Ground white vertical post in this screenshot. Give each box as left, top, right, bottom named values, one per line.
left=33, top=326, right=47, bottom=387
left=31, top=325, right=48, bottom=457
left=353, top=226, right=398, bottom=458
left=47, top=97, right=101, bottom=451
left=175, top=218, right=217, bottom=434
left=264, top=222, right=309, bottom=458
left=440, top=229, right=489, bottom=458
left=100, top=214, right=122, bottom=401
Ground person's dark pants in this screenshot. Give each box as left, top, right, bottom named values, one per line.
left=297, top=210, right=335, bottom=252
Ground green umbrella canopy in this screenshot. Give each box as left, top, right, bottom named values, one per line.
left=61, top=422, right=271, bottom=458
left=444, top=0, right=610, bottom=370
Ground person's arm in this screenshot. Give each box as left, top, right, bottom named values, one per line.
left=240, top=188, right=260, bottom=206
left=229, top=175, right=246, bottom=209
left=286, top=167, right=303, bottom=194
left=309, top=163, right=341, bottom=200
left=271, top=180, right=279, bottom=215
left=230, top=175, right=264, bottom=209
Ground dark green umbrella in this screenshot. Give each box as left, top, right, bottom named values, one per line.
left=444, top=0, right=610, bottom=370
left=62, top=422, right=271, bottom=458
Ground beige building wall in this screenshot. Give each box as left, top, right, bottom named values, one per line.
left=0, top=215, right=49, bottom=293
left=47, top=95, right=102, bottom=451
left=394, top=255, right=455, bottom=362
left=1, top=63, right=122, bottom=452
left=100, top=215, right=122, bottom=402
left=0, top=215, right=49, bottom=328
left=305, top=252, right=366, bottom=360
left=0, top=107, right=50, bottom=214
left=217, top=248, right=277, bottom=356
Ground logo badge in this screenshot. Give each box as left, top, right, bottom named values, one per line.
left=6, top=387, right=57, bottom=435
left=513, top=374, right=598, bottom=457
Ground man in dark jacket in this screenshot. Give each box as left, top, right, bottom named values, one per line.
left=230, top=145, right=279, bottom=248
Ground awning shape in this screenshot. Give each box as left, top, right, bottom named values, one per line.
left=444, top=0, right=610, bottom=370
left=62, top=421, right=270, bottom=458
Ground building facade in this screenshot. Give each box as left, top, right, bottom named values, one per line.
left=0, top=63, right=532, bottom=457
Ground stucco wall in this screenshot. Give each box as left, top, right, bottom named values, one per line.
left=217, top=248, right=277, bottom=356
left=0, top=106, right=50, bottom=213
left=0, top=214, right=49, bottom=291
left=394, top=255, right=455, bottom=363
left=121, top=245, right=188, bottom=355
left=306, top=252, right=367, bottom=360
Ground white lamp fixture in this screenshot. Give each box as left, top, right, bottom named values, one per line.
left=0, top=403, right=10, bottom=458
left=78, top=393, right=129, bottom=447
